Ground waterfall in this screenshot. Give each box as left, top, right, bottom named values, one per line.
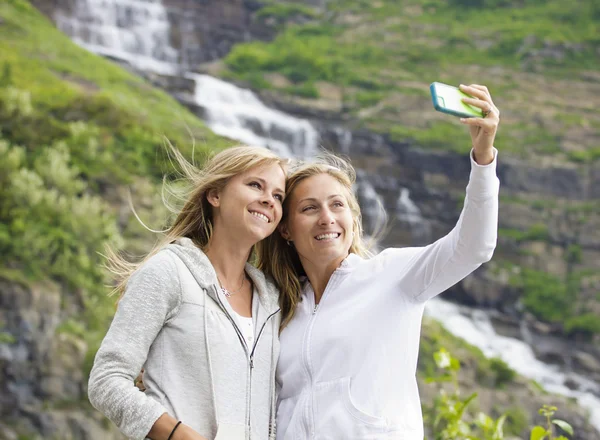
left=188, top=74, right=319, bottom=159
left=425, top=298, right=600, bottom=431
left=396, top=188, right=432, bottom=245
left=355, top=171, right=386, bottom=238
left=54, top=1, right=319, bottom=159
left=54, top=0, right=179, bottom=74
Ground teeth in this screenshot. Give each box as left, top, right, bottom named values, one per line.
left=316, top=233, right=339, bottom=241
left=250, top=211, right=269, bottom=223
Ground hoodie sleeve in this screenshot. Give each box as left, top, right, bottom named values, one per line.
left=382, top=148, right=499, bottom=303
left=88, top=251, right=182, bottom=440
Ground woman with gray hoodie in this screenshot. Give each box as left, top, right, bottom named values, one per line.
left=88, top=146, right=287, bottom=440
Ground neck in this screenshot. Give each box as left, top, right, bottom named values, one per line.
left=300, top=254, right=347, bottom=304
left=204, top=228, right=252, bottom=285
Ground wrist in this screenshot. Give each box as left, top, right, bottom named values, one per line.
left=168, top=421, right=183, bottom=440
left=472, top=147, right=494, bottom=165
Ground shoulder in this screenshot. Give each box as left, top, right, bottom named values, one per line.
left=365, top=247, right=424, bottom=269
left=127, top=250, right=182, bottom=294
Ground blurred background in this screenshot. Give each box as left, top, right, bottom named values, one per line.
left=0, top=0, right=599, bottom=438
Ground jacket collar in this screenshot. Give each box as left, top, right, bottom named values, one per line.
left=166, top=237, right=280, bottom=315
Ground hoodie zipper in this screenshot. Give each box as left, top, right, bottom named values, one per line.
left=213, top=287, right=280, bottom=439
left=302, top=270, right=343, bottom=438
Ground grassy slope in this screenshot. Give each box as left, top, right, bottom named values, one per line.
left=0, top=0, right=232, bottom=378
left=224, top=0, right=600, bottom=159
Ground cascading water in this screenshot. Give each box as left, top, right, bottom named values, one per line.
left=54, top=0, right=179, bottom=74
left=396, top=187, right=432, bottom=245
left=188, top=74, right=319, bottom=159
left=425, top=299, right=600, bottom=431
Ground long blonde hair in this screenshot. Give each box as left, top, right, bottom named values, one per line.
left=107, top=144, right=286, bottom=297
left=256, top=152, right=373, bottom=329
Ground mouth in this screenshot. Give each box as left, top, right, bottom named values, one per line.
left=249, top=210, right=271, bottom=223
left=314, top=232, right=342, bottom=241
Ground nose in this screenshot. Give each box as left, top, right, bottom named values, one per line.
left=260, top=193, right=275, bottom=207
left=318, top=208, right=335, bottom=225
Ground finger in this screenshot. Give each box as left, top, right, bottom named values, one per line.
left=468, top=84, right=495, bottom=105
left=459, top=117, right=497, bottom=129
left=459, top=84, right=491, bottom=103
left=469, top=84, right=490, bottom=95
left=461, top=97, right=494, bottom=113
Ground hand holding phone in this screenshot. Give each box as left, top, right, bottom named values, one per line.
left=430, top=82, right=484, bottom=118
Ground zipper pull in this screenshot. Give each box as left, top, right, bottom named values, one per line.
left=313, top=303, right=319, bottom=314
left=250, top=356, right=254, bottom=369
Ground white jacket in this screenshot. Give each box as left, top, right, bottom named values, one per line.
left=276, top=150, right=499, bottom=440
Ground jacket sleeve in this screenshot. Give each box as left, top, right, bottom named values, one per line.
left=88, top=251, right=182, bottom=440
left=385, top=148, right=499, bottom=303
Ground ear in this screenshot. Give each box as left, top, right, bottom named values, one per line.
left=278, top=222, right=291, bottom=241
left=206, top=188, right=221, bottom=208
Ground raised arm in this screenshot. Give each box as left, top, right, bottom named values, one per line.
left=388, top=84, right=501, bottom=302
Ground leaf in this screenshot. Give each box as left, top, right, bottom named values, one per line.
left=435, top=348, right=452, bottom=369
left=494, top=414, right=507, bottom=439
left=553, top=419, right=574, bottom=435
left=530, top=426, right=548, bottom=440
left=455, top=393, right=477, bottom=420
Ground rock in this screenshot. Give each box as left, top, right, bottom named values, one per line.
left=574, top=351, right=600, bottom=374
left=0, top=423, right=18, bottom=440
left=0, top=278, right=122, bottom=439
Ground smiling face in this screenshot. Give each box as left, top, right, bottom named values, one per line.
left=208, top=162, right=286, bottom=246
left=281, top=173, right=354, bottom=269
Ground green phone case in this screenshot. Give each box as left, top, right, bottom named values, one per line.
left=430, top=82, right=483, bottom=118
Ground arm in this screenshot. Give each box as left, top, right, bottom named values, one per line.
left=88, top=251, right=182, bottom=440
left=393, top=148, right=499, bottom=303
left=395, top=83, right=501, bottom=302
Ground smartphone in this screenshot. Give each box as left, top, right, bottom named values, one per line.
left=430, top=82, right=483, bottom=118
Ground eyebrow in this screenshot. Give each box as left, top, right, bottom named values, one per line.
left=298, top=194, right=343, bottom=204
left=248, top=176, right=285, bottom=195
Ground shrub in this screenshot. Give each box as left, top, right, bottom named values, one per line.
left=490, top=358, right=517, bottom=388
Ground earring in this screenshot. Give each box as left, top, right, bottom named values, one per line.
left=286, top=240, right=292, bottom=246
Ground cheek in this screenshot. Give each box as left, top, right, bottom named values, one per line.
left=288, top=217, right=310, bottom=241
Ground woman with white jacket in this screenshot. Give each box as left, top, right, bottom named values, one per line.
left=258, top=84, right=501, bottom=440
left=88, top=146, right=286, bottom=440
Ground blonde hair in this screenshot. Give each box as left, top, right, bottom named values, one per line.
left=256, top=152, right=373, bottom=329
left=107, top=144, right=286, bottom=297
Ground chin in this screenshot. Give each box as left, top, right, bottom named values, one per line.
left=252, top=226, right=275, bottom=242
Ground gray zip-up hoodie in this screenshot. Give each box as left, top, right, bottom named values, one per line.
left=88, top=238, right=281, bottom=440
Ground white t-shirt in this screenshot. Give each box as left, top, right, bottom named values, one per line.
left=234, top=313, right=254, bottom=346
left=218, top=287, right=255, bottom=347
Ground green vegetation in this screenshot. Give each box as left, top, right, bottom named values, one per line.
left=223, top=0, right=600, bottom=158
left=0, top=0, right=231, bottom=383
left=530, top=405, right=574, bottom=440
left=255, top=1, right=319, bottom=26
left=420, top=319, right=518, bottom=390
left=517, top=270, right=571, bottom=323
left=499, top=224, right=550, bottom=243
left=424, top=348, right=575, bottom=439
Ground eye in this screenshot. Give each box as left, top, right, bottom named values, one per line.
left=274, top=193, right=284, bottom=202
left=302, top=205, right=316, bottom=212
left=249, top=181, right=262, bottom=189
left=332, top=200, right=345, bottom=208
